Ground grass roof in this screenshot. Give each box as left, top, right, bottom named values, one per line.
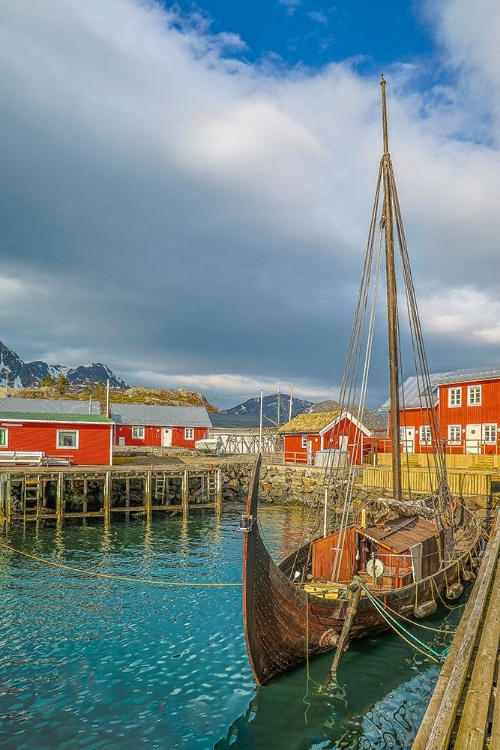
left=0, top=413, right=114, bottom=423
left=278, top=411, right=341, bottom=434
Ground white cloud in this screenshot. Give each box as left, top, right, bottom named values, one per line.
left=421, top=287, right=500, bottom=344
left=1, top=0, right=500, bottom=408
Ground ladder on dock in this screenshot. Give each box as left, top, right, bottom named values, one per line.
left=206, top=471, right=219, bottom=504
left=155, top=473, right=168, bottom=504
left=23, top=478, right=42, bottom=519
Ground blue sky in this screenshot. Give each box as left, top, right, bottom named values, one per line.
left=168, top=1, right=434, bottom=71
left=1, top=0, right=500, bottom=410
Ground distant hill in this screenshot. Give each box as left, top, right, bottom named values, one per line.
left=223, top=393, right=314, bottom=426
left=0, top=341, right=127, bottom=390
left=111, top=387, right=217, bottom=411
left=224, top=393, right=387, bottom=433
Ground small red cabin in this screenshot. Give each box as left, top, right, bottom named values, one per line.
left=111, top=405, right=211, bottom=450
left=279, top=410, right=372, bottom=465
left=0, top=412, right=114, bottom=466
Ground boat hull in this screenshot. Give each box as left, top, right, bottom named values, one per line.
left=241, top=458, right=482, bottom=685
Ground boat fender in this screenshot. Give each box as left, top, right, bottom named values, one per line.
left=446, top=583, right=463, bottom=600
left=413, top=601, right=437, bottom=619
left=319, top=629, right=339, bottom=647
left=471, top=557, right=480, bottom=569
left=462, top=570, right=476, bottom=582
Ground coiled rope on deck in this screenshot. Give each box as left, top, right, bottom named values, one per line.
left=0, top=539, right=241, bottom=587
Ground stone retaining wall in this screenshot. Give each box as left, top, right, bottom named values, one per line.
left=219, top=461, right=365, bottom=505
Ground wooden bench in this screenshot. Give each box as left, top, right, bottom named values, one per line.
left=0, top=451, right=45, bottom=466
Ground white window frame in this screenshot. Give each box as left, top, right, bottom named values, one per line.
left=57, top=430, right=79, bottom=449
left=185, top=427, right=194, bottom=440
left=448, top=387, right=462, bottom=407
left=301, top=435, right=308, bottom=449
left=132, top=426, right=145, bottom=439
left=0, top=428, right=8, bottom=447
left=467, top=385, right=482, bottom=406
left=483, top=424, right=497, bottom=444
left=448, top=425, right=461, bottom=444
left=420, top=425, right=432, bottom=443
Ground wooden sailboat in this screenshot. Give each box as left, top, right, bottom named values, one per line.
left=240, top=78, right=483, bottom=686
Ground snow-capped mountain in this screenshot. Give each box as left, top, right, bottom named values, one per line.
left=0, top=341, right=128, bottom=389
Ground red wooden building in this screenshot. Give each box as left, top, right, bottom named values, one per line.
left=381, top=366, right=500, bottom=454
left=279, top=410, right=372, bottom=465
left=111, top=405, right=211, bottom=450
left=0, top=412, right=114, bottom=465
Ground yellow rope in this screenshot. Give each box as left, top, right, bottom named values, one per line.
left=0, top=539, right=241, bottom=587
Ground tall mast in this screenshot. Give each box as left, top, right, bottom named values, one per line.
left=380, top=75, right=402, bottom=501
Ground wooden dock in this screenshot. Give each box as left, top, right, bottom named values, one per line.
left=0, top=465, right=223, bottom=525
left=413, top=510, right=500, bottom=749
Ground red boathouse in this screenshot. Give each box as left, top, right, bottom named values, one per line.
left=0, top=412, right=114, bottom=465
left=279, top=410, right=372, bottom=465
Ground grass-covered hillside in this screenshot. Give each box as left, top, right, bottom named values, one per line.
left=11, top=385, right=219, bottom=412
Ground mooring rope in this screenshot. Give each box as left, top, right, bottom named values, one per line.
left=379, top=596, right=457, bottom=634
left=356, top=581, right=450, bottom=662
left=430, top=575, right=465, bottom=611
left=0, top=539, right=241, bottom=587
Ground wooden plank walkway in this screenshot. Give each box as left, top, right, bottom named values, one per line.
left=413, top=511, right=500, bottom=749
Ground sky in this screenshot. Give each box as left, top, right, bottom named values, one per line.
left=1, top=0, right=500, bottom=411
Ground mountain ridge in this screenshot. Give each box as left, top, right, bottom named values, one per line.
left=223, top=393, right=387, bottom=432
left=0, top=341, right=128, bottom=389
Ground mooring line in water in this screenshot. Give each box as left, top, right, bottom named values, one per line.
left=377, top=598, right=457, bottom=634
left=358, top=583, right=447, bottom=663
left=0, top=539, right=242, bottom=587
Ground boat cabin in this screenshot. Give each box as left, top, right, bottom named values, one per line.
left=310, top=516, right=443, bottom=590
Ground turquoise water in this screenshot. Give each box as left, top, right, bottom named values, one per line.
left=0, top=508, right=462, bottom=749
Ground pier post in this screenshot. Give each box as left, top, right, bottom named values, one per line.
left=182, top=470, right=189, bottom=520
left=83, top=478, right=88, bottom=516
left=0, top=475, right=5, bottom=524
left=5, top=476, right=11, bottom=524
left=145, top=471, right=153, bottom=523
left=56, top=473, right=64, bottom=525
left=103, top=472, right=111, bottom=527
left=125, top=477, right=130, bottom=521
left=216, top=469, right=223, bottom=520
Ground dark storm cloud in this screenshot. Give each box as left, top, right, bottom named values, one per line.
left=1, top=0, right=500, bottom=408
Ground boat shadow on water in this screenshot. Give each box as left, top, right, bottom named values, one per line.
left=215, top=604, right=463, bottom=750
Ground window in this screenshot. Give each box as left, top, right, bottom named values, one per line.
left=448, top=387, right=461, bottom=407
left=0, top=428, right=7, bottom=447
left=185, top=427, right=194, bottom=440
left=57, top=430, right=78, bottom=449
left=420, top=426, right=432, bottom=443
left=483, top=424, right=497, bottom=444
left=132, top=426, right=145, bottom=439
left=467, top=385, right=481, bottom=406
left=448, top=425, right=461, bottom=444
left=301, top=435, right=308, bottom=449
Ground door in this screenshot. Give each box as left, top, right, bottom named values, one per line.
left=465, top=424, right=481, bottom=454
left=162, top=428, right=172, bottom=447
left=339, top=434, right=349, bottom=451
left=400, top=426, right=415, bottom=453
